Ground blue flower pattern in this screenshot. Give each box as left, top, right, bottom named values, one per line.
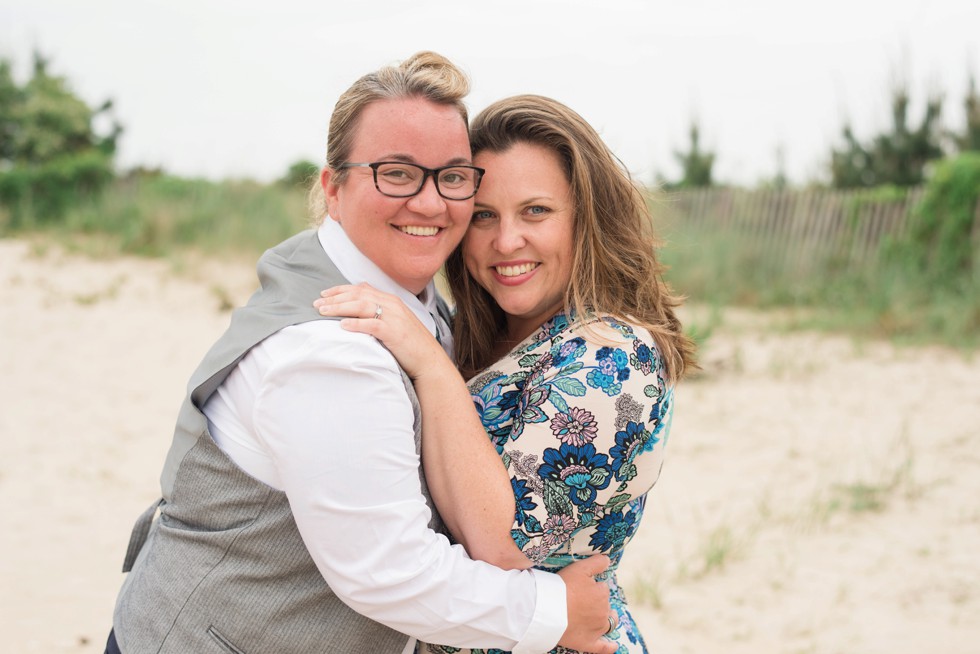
left=539, top=443, right=613, bottom=507
left=424, top=313, right=673, bottom=654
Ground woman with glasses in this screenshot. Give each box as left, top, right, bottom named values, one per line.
left=104, top=54, right=617, bottom=654
left=317, top=94, right=697, bottom=654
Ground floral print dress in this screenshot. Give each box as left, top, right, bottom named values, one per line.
left=422, top=312, right=673, bottom=654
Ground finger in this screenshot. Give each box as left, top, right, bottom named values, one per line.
left=319, top=290, right=375, bottom=306
left=579, top=639, right=617, bottom=654
left=319, top=284, right=359, bottom=298
left=321, top=282, right=388, bottom=299
left=314, top=298, right=354, bottom=315
left=574, top=554, right=611, bottom=577
left=337, top=317, right=383, bottom=335
left=315, top=298, right=379, bottom=318
left=319, top=291, right=393, bottom=317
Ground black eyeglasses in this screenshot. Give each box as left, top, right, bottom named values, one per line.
left=339, top=161, right=484, bottom=201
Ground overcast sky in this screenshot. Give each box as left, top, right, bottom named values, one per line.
left=2, top=0, right=978, bottom=186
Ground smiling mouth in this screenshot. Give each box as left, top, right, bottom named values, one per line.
left=495, top=263, right=539, bottom=277
left=398, top=225, right=441, bottom=236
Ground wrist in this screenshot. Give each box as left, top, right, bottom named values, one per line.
left=411, top=349, right=460, bottom=384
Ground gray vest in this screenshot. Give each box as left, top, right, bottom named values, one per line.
left=114, top=229, right=444, bottom=654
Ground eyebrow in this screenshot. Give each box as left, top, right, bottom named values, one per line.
left=379, top=153, right=474, bottom=166
left=473, top=196, right=556, bottom=211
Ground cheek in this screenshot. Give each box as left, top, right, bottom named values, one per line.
left=449, top=201, right=475, bottom=229
left=461, top=232, right=487, bottom=278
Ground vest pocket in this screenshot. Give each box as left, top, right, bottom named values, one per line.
left=207, top=625, right=246, bottom=654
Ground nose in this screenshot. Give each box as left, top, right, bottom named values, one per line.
left=405, top=174, right=447, bottom=217
left=493, top=216, right=526, bottom=255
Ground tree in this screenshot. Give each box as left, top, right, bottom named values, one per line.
left=0, top=51, right=121, bottom=225
left=670, top=120, right=715, bottom=188
left=280, top=159, right=320, bottom=189
left=758, top=143, right=789, bottom=190
left=831, top=85, right=944, bottom=188
left=0, top=59, right=19, bottom=163
left=952, top=75, right=980, bottom=153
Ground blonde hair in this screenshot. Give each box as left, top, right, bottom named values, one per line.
left=446, top=94, right=697, bottom=384
left=308, top=51, right=470, bottom=221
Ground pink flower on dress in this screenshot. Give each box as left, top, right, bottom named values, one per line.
left=541, top=514, right=576, bottom=549
left=550, top=407, right=599, bottom=446
left=523, top=544, right=550, bottom=564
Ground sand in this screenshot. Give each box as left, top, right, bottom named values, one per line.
left=1, top=237, right=977, bottom=653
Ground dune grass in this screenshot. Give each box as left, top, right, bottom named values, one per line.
left=655, top=184, right=980, bottom=350
left=4, top=165, right=977, bottom=349
left=2, top=174, right=312, bottom=257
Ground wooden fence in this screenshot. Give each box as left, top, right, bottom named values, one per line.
left=650, top=187, right=980, bottom=274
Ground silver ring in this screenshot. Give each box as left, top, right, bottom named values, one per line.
left=373, top=304, right=383, bottom=320
left=606, top=615, right=616, bottom=635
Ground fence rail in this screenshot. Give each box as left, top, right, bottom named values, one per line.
left=650, top=187, right=937, bottom=273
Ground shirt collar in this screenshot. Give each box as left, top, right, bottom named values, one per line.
left=317, top=217, right=440, bottom=338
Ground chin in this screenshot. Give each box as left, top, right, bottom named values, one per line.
left=497, top=304, right=535, bottom=321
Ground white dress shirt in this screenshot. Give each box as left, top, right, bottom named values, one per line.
left=202, top=218, right=566, bottom=653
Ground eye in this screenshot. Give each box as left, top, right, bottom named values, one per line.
left=377, top=164, right=420, bottom=185
left=525, top=205, right=550, bottom=216
left=472, top=210, right=495, bottom=222
left=438, top=168, right=471, bottom=188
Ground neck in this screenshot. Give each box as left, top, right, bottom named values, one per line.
left=491, top=335, right=520, bottom=361
left=503, top=318, right=537, bottom=348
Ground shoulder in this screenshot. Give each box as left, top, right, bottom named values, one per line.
left=244, top=320, right=416, bottom=421
left=575, top=313, right=655, bottom=346
left=551, top=313, right=667, bottom=399
left=522, top=312, right=654, bottom=348
left=259, top=229, right=319, bottom=262
left=525, top=313, right=662, bottom=370
left=256, top=320, right=401, bottom=377
left=578, top=314, right=661, bottom=368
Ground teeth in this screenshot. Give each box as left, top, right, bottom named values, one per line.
left=399, top=225, right=440, bottom=236
left=495, top=263, right=538, bottom=277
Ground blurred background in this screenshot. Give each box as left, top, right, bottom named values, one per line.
left=3, top=0, right=979, bottom=185
left=1, top=1, right=978, bottom=652
left=2, top=0, right=979, bottom=343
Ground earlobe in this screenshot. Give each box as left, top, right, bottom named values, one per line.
left=321, top=167, right=341, bottom=221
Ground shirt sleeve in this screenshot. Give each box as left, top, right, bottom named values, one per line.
left=249, top=323, right=567, bottom=652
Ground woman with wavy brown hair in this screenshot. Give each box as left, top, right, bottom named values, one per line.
left=318, top=94, right=695, bottom=653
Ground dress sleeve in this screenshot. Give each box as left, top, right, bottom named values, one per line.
left=496, top=318, right=673, bottom=563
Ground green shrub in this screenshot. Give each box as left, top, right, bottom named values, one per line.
left=0, top=150, right=114, bottom=228
left=885, top=153, right=980, bottom=281
left=0, top=53, right=120, bottom=229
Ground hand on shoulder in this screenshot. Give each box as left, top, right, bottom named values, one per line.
left=313, top=284, right=448, bottom=380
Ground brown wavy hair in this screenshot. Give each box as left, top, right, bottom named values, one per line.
left=445, top=94, right=696, bottom=384
left=308, top=51, right=470, bottom=221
